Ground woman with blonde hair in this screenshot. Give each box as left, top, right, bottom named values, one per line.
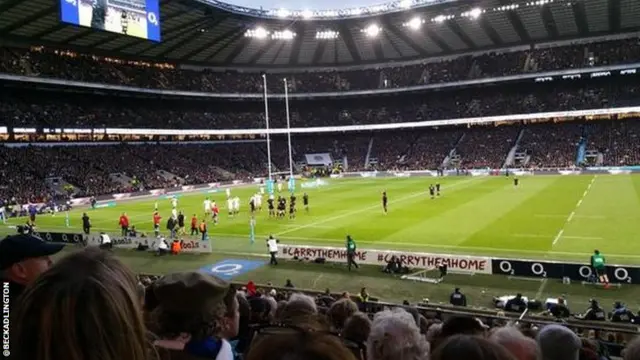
left=11, top=247, right=153, bottom=360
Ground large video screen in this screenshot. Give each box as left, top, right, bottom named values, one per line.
left=60, top=0, right=160, bottom=42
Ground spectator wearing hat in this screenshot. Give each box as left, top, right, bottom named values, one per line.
left=0, top=234, right=63, bottom=304
left=150, top=271, right=234, bottom=360
left=536, top=324, right=582, bottom=360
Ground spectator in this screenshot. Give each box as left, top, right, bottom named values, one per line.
left=490, top=326, right=541, bottom=360
left=0, top=233, right=63, bottom=304
left=278, top=293, right=318, bottom=322
left=342, top=312, right=372, bottom=345
left=327, top=298, right=359, bottom=333
left=431, top=335, right=517, bottom=360
left=12, top=247, right=151, bottom=360
left=536, top=324, right=582, bottom=360
left=245, top=320, right=356, bottom=360
left=149, top=271, right=234, bottom=360
left=367, top=308, right=430, bottom=360
left=505, top=294, right=527, bottom=313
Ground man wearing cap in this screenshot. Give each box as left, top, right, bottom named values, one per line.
left=0, top=234, right=64, bottom=304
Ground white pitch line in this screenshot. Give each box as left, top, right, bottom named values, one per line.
left=535, top=278, right=549, bottom=300
left=552, top=175, right=596, bottom=247
left=275, top=177, right=479, bottom=237
left=563, top=235, right=603, bottom=240
left=552, top=229, right=564, bottom=245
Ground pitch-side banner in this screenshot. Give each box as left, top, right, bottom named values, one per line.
left=305, top=153, right=333, bottom=166
left=84, top=235, right=212, bottom=253
left=279, top=244, right=492, bottom=274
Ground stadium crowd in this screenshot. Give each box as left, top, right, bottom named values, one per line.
left=3, top=244, right=639, bottom=360
left=2, top=76, right=638, bottom=131
left=2, top=118, right=639, bottom=203
left=2, top=37, right=640, bottom=92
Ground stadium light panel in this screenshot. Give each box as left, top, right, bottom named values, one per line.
left=364, top=24, right=380, bottom=37
left=468, top=7, right=482, bottom=19
left=245, top=27, right=269, bottom=39
left=272, top=30, right=296, bottom=40
left=316, top=30, right=339, bottom=39
left=432, top=14, right=453, bottom=23
left=406, top=17, right=423, bottom=30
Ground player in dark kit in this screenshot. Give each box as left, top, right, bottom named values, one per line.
left=382, top=191, right=388, bottom=214
left=514, top=177, right=519, bottom=187
left=436, top=183, right=441, bottom=196
left=429, top=185, right=435, bottom=199
left=303, top=193, right=309, bottom=212
left=289, top=194, right=297, bottom=219
left=277, top=197, right=286, bottom=218
left=267, top=197, right=275, bottom=217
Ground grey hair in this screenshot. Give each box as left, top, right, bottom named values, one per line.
left=287, top=293, right=317, bottom=312
left=367, top=308, right=430, bottom=360
left=262, top=295, right=278, bottom=318
left=425, top=323, right=442, bottom=343
left=490, top=326, right=541, bottom=360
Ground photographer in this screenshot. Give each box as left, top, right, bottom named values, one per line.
left=610, top=301, right=635, bottom=323
left=577, top=299, right=606, bottom=321
left=449, top=288, right=467, bottom=307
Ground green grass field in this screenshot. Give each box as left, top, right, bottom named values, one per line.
left=4, top=175, right=640, bottom=310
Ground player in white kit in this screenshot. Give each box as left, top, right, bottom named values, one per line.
left=204, top=198, right=212, bottom=215
left=227, top=197, right=234, bottom=216
left=277, top=182, right=283, bottom=193
left=233, top=196, right=240, bottom=215
left=171, top=196, right=178, bottom=208
left=254, top=193, right=262, bottom=210
left=226, top=188, right=231, bottom=199
left=171, top=207, right=178, bottom=219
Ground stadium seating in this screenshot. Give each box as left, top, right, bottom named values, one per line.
left=1, top=37, right=639, bottom=93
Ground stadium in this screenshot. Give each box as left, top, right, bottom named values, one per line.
left=2, top=0, right=640, bottom=358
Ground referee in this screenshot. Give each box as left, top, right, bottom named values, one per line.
left=346, top=235, right=359, bottom=271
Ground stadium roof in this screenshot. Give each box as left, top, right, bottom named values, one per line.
left=0, top=0, right=639, bottom=68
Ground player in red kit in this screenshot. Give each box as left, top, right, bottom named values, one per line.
left=118, top=213, right=129, bottom=236
left=212, top=203, right=220, bottom=225
left=153, top=211, right=162, bottom=237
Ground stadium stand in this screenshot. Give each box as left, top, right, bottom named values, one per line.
left=1, top=37, right=639, bottom=92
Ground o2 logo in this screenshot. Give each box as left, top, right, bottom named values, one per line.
left=147, top=12, right=158, bottom=26
left=499, top=261, right=515, bottom=275
left=65, top=0, right=77, bottom=7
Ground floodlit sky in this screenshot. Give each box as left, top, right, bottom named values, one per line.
left=224, top=0, right=386, bottom=10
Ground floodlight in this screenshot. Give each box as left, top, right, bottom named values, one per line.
left=433, top=15, right=446, bottom=23
left=365, top=24, right=380, bottom=37
left=407, top=17, right=422, bottom=30
left=272, top=29, right=295, bottom=40
left=469, top=7, right=482, bottom=19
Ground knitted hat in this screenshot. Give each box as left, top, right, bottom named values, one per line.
left=153, top=271, right=230, bottom=312
left=536, top=324, right=581, bottom=360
